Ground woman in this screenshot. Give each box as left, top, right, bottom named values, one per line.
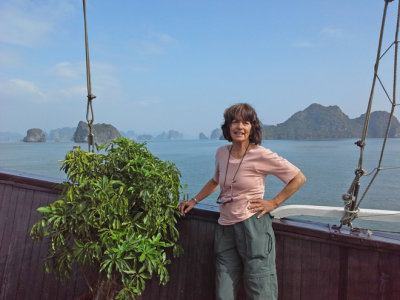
left=179, top=103, right=306, bottom=300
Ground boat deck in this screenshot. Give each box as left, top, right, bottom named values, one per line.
left=1, top=169, right=399, bottom=299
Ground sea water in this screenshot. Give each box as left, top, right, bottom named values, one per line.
left=1, top=138, right=400, bottom=232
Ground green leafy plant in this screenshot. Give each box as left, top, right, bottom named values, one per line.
left=30, top=137, right=184, bottom=299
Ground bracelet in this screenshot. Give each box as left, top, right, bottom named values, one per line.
left=192, top=197, right=199, bottom=204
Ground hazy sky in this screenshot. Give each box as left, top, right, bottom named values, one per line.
left=1, top=0, right=399, bottom=138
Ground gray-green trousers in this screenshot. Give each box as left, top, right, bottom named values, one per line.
left=214, top=213, right=278, bottom=300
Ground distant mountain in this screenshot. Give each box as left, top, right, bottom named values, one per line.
left=262, top=103, right=400, bottom=139
left=353, top=111, right=400, bottom=138
left=137, top=134, right=153, bottom=141
left=120, top=130, right=136, bottom=139
left=168, top=130, right=183, bottom=140
left=156, top=132, right=168, bottom=139
left=210, top=128, right=223, bottom=140
left=156, top=130, right=183, bottom=140
left=0, top=132, right=23, bottom=142
left=199, top=132, right=208, bottom=140
left=48, top=127, right=75, bottom=141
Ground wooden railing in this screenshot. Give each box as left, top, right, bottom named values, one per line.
left=1, top=169, right=400, bottom=300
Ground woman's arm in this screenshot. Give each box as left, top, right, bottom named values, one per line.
left=248, top=171, right=306, bottom=218
left=179, top=178, right=220, bottom=216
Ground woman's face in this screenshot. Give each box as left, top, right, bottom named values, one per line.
left=229, top=114, right=252, bottom=143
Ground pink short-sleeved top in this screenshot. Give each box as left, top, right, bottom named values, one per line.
left=212, top=145, right=300, bottom=225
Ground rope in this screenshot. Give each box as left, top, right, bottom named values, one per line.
left=82, top=0, right=96, bottom=152
left=376, top=74, right=393, bottom=104
left=356, top=0, right=400, bottom=209
left=340, top=206, right=360, bottom=227
left=341, top=0, right=398, bottom=227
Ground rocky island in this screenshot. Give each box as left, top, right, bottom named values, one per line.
left=210, top=128, right=223, bottom=140
left=48, top=127, right=76, bottom=142
left=23, top=128, right=46, bottom=142
left=199, top=132, right=208, bottom=140
left=156, top=130, right=184, bottom=140
left=262, top=103, right=400, bottom=140
left=73, top=121, right=121, bottom=143
left=136, top=134, right=153, bottom=141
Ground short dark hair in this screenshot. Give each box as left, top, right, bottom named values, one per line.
left=221, top=103, right=262, bottom=145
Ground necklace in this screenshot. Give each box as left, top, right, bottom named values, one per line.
left=217, top=143, right=250, bottom=204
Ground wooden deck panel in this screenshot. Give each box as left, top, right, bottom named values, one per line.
left=319, top=243, right=341, bottom=299
left=338, top=247, right=349, bottom=300
left=300, top=240, right=319, bottom=299
left=0, top=183, right=19, bottom=299
left=1, top=170, right=400, bottom=300
left=25, top=190, right=51, bottom=300
left=191, top=216, right=217, bottom=299
left=184, top=216, right=210, bottom=299
left=0, top=182, right=5, bottom=220
left=347, top=248, right=386, bottom=300
left=0, top=176, right=87, bottom=300
left=39, top=193, right=60, bottom=300
left=0, top=184, right=14, bottom=251
left=275, top=234, right=284, bottom=296
left=348, top=249, right=378, bottom=300
left=280, top=235, right=303, bottom=299
left=2, top=188, right=28, bottom=300
left=378, top=252, right=400, bottom=297
left=15, top=189, right=44, bottom=300
left=298, top=241, right=340, bottom=300
left=0, top=183, right=10, bottom=270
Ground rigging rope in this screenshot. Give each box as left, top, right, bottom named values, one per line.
left=341, top=0, right=399, bottom=227
left=82, top=0, right=96, bottom=152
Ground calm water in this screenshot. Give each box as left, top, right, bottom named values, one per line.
left=1, top=139, right=400, bottom=232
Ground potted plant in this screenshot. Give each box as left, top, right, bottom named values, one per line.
left=30, top=137, right=184, bottom=299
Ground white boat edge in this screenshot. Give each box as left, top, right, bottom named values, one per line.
left=271, top=205, right=400, bottom=223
